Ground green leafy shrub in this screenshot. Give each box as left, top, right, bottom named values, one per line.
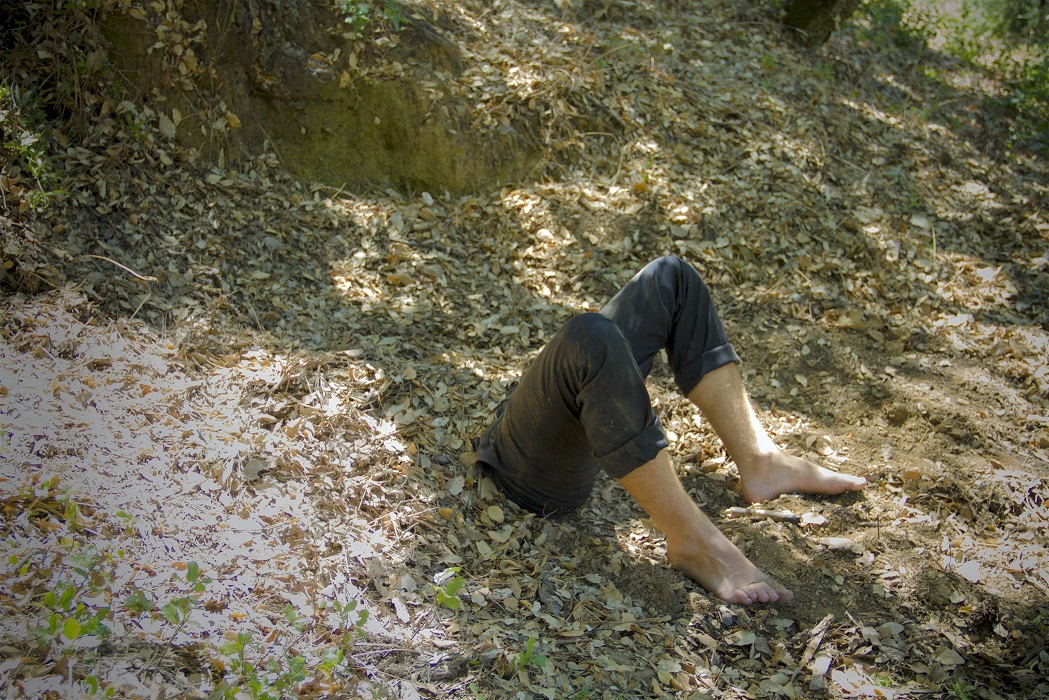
left=0, top=82, right=58, bottom=212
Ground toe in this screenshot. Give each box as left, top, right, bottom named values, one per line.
left=740, top=582, right=775, bottom=604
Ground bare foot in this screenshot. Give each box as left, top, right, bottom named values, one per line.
left=667, top=532, right=794, bottom=606
left=738, top=450, right=867, bottom=503
left=619, top=448, right=795, bottom=605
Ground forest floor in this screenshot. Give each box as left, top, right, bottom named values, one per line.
left=2, top=0, right=1048, bottom=698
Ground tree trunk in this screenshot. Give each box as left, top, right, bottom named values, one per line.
left=783, top=0, right=863, bottom=47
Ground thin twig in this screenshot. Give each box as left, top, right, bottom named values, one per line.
left=79, top=254, right=157, bottom=282
left=129, top=291, right=151, bottom=322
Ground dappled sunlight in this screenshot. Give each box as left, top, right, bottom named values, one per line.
left=0, top=290, right=421, bottom=694
left=874, top=71, right=927, bottom=104
left=3, top=0, right=1048, bottom=695
left=839, top=95, right=912, bottom=132
left=937, top=177, right=1008, bottom=217
left=768, top=131, right=826, bottom=180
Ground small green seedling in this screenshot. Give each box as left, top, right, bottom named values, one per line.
left=333, top=598, right=369, bottom=637
left=125, top=588, right=154, bottom=615
left=431, top=567, right=465, bottom=610
left=515, top=636, right=547, bottom=670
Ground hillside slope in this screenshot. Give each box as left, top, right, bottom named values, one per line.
left=1, top=0, right=1048, bottom=698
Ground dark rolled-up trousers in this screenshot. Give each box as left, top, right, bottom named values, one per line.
left=477, top=255, right=741, bottom=515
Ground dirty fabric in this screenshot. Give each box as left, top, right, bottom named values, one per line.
left=477, top=256, right=740, bottom=514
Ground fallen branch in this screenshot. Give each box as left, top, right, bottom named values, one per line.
left=724, top=507, right=802, bottom=524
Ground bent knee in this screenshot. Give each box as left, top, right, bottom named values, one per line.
left=646, top=254, right=689, bottom=278
left=560, top=312, right=620, bottom=343
left=650, top=254, right=684, bottom=268
left=554, top=312, right=633, bottom=360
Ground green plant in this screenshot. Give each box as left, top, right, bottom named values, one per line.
left=63, top=495, right=83, bottom=531
left=283, top=602, right=308, bottom=633
left=994, top=0, right=1049, bottom=40
left=869, top=671, right=895, bottom=687
left=159, top=595, right=196, bottom=629
left=948, top=680, right=973, bottom=699
left=929, top=0, right=1049, bottom=148
left=1001, top=53, right=1049, bottom=147
left=177, top=560, right=210, bottom=594
left=0, top=81, right=58, bottom=210
left=13, top=492, right=381, bottom=698
left=383, top=1, right=408, bottom=30
left=431, top=567, right=466, bottom=610
left=332, top=598, right=369, bottom=643
left=306, top=598, right=369, bottom=684
left=515, top=635, right=547, bottom=670
left=338, top=0, right=407, bottom=36
left=23, top=539, right=116, bottom=697
left=212, top=631, right=310, bottom=700
left=30, top=542, right=114, bottom=647
left=814, top=60, right=835, bottom=82
left=31, top=580, right=112, bottom=647
left=211, top=597, right=370, bottom=699
left=861, top=0, right=929, bottom=49
left=115, top=510, right=136, bottom=535
left=849, top=0, right=1049, bottom=151
left=340, top=0, right=371, bottom=35
left=125, top=588, right=155, bottom=616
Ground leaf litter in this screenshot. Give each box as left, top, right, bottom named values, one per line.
left=2, top=0, right=1049, bottom=698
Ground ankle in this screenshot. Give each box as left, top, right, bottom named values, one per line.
left=666, top=524, right=715, bottom=565
left=666, top=536, right=700, bottom=566
left=735, top=449, right=778, bottom=481
left=667, top=524, right=738, bottom=566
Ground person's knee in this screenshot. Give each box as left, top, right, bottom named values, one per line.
left=638, top=255, right=690, bottom=288
left=561, top=312, right=620, bottom=345
left=649, top=254, right=686, bottom=275
left=654, top=254, right=684, bottom=266
left=647, top=254, right=708, bottom=293
left=557, top=312, right=629, bottom=359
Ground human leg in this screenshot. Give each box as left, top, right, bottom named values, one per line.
left=686, top=364, right=867, bottom=502
left=598, top=255, right=740, bottom=392
left=599, top=255, right=865, bottom=501
left=476, top=313, right=668, bottom=514
left=618, top=449, right=793, bottom=605
left=479, top=256, right=861, bottom=604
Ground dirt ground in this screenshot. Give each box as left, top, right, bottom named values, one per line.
left=2, top=0, right=1048, bottom=698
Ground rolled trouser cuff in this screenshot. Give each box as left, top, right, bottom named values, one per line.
left=595, top=415, right=669, bottom=480
left=675, top=342, right=741, bottom=397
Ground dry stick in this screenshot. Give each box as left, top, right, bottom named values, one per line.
left=790, top=613, right=834, bottom=684
left=724, top=506, right=802, bottom=524
left=931, top=225, right=938, bottom=274
left=129, top=291, right=151, bottom=322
